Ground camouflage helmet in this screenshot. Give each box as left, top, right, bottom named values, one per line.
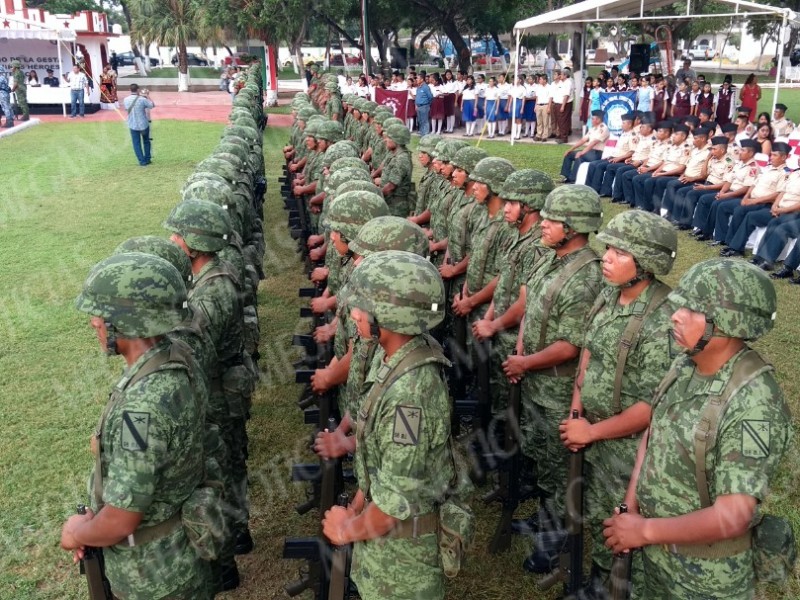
left=437, top=140, right=470, bottom=163
left=304, top=119, right=322, bottom=138
left=325, top=191, right=390, bottom=239
left=326, top=167, right=372, bottom=196
left=352, top=98, right=367, bottom=113
left=182, top=179, right=243, bottom=235
left=163, top=199, right=232, bottom=252
left=349, top=216, right=429, bottom=258
left=330, top=156, right=370, bottom=174
left=540, top=184, right=603, bottom=233
left=229, top=111, right=258, bottom=129
left=317, top=120, right=344, bottom=143
left=383, top=117, right=404, bottom=130
left=114, top=236, right=193, bottom=285
left=384, top=124, right=410, bottom=146
left=183, top=170, right=231, bottom=192
left=196, top=157, right=242, bottom=185
left=335, top=181, right=383, bottom=198
left=11, top=60, right=21, bottom=68
left=432, top=140, right=449, bottom=160
left=668, top=258, right=777, bottom=340
left=325, top=81, right=339, bottom=92
left=373, top=108, right=393, bottom=125
left=216, top=141, right=251, bottom=167
left=451, top=147, right=488, bottom=174
left=222, top=124, right=260, bottom=144
left=75, top=253, right=189, bottom=338
left=470, top=157, right=516, bottom=195
left=345, top=250, right=445, bottom=335
left=298, top=106, right=317, bottom=121
left=362, top=100, right=378, bottom=115
left=323, top=140, right=360, bottom=168
left=499, top=169, right=554, bottom=210
left=213, top=151, right=248, bottom=177
left=596, top=211, right=677, bottom=275
left=418, top=134, right=443, bottom=155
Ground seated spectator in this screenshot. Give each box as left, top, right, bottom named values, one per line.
left=43, top=68, right=59, bottom=87
left=559, top=110, right=609, bottom=183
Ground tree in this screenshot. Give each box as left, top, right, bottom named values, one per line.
left=128, top=0, right=204, bottom=90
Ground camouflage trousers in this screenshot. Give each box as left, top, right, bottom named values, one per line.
left=14, top=89, right=28, bottom=118
left=0, top=92, right=12, bottom=124
left=521, top=397, right=568, bottom=517
left=490, top=330, right=518, bottom=416
left=585, top=455, right=645, bottom=598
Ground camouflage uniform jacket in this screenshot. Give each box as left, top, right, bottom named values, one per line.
left=351, top=335, right=452, bottom=600
left=521, top=246, right=602, bottom=409
left=492, top=223, right=546, bottom=317
left=413, top=168, right=438, bottom=216
left=580, top=282, right=674, bottom=471
left=465, top=208, right=514, bottom=296
left=92, top=339, right=206, bottom=599
left=382, top=147, right=413, bottom=217
left=636, top=349, right=792, bottom=599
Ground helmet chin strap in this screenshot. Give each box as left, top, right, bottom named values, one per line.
left=619, top=262, right=653, bottom=288
left=515, top=206, right=530, bottom=227
left=552, top=223, right=575, bottom=249
left=368, top=315, right=381, bottom=340
left=105, top=321, right=120, bottom=356
left=687, top=317, right=715, bottom=356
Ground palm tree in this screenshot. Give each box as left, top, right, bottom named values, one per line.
left=129, top=0, right=203, bottom=91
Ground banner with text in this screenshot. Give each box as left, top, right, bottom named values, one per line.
left=1, top=40, right=63, bottom=82
left=375, top=87, right=409, bottom=122
left=599, top=91, right=636, bottom=136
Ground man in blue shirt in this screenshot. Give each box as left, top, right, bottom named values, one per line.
left=123, top=83, right=155, bottom=166
left=415, top=72, right=433, bottom=136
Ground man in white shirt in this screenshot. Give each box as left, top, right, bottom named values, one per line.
left=533, top=74, right=553, bottom=140
left=64, top=65, right=89, bottom=118
left=554, top=69, right=574, bottom=143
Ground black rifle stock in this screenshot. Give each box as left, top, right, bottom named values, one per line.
left=328, top=492, right=351, bottom=600
left=76, top=504, right=113, bottom=600
left=538, top=409, right=584, bottom=597
left=608, top=503, right=633, bottom=600
left=486, top=356, right=521, bottom=554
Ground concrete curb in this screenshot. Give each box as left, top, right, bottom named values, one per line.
left=0, top=118, right=41, bottom=140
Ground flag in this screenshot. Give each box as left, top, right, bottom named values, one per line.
left=599, top=91, right=637, bottom=136
left=376, top=88, right=409, bottom=122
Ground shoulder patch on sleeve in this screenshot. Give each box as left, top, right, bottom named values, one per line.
left=121, top=411, right=150, bottom=451
left=741, top=420, right=770, bottom=458
left=392, top=405, right=422, bottom=446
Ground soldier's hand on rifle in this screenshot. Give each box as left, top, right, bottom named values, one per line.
left=313, top=322, right=336, bottom=343
left=559, top=415, right=593, bottom=451
left=310, top=267, right=329, bottom=283
left=309, top=247, right=326, bottom=261
left=61, top=510, right=93, bottom=561
left=311, top=366, right=334, bottom=393
left=310, top=204, right=322, bottom=214
left=472, top=318, right=496, bottom=341
left=453, top=291, right=474, bottom=316
left=438, top=263, right=455, bottom=279
left=310, top=295, right=336, bottom=315
left=307, top=234, right=324, bottom=249
left=322, top=505, right=351, bottom=545
left=603, top=511, right=646, bottom=554
left=314, top=426, right=352, bottom=459
left=502, top=354, right=527, bottom=383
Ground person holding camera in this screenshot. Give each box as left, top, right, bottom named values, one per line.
left=124, top=83, right=154, bottom=166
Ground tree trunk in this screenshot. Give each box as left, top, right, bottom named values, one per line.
left=547, top=34, right=559, bottom=59
left=441, top=18, right=469, bottom=72
left=119, top=0, right=138, bottom=56
left=178, top=42, right=189, bottom=91
left=572, top=30, right=582, bottom=73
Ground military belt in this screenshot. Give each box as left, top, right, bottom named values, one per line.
left=125, top=512, right=182, bottom=547
left=664, top=530, right=751, bottom=559
left=385, top=513, right=439, bottom=539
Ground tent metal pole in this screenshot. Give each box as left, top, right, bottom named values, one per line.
left=773, top=10, right=787, bottom=114
left=511, top=29, right=520, bottom=146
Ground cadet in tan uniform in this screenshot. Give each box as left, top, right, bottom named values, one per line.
left=631, top=122, right=690, bottom=211
left=717, top=143, right=791, bottom=253
left=691, top=138, right=759, bottom=240
left=768, top=168, right=800, bottom=281
left=615, top=120, right=671, bottom=205
left=771, top=103, right=793, bottom=137
left=559, top=110, right=610, bottom=183
left=586, top=112, right=637, bottom=194
left=606, top=117, right=657, bottom=200
left=658, top=126, right=712, bottom=215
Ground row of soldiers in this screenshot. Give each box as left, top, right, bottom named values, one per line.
left=60, top=65, right=268, bottom=598
left=282, top=79, right=794, bottom=600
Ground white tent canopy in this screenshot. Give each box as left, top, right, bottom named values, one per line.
left=514, top=0, right=800, bottom=35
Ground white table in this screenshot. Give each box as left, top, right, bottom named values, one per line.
left=17, top=86, right=74, bottom=117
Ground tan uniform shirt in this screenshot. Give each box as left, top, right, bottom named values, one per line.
left=777, top=170, right=800, bottom=208
left=645, top=139, right=670, bottom=168
left=631, top=134, right=657, bottom=163
left=706, top=156, right=734, bottom=185
left=684, top=147, right=711, bottom=178
left=587, top=123, right=610, bottom=146
left=772, top=117, right=793, bottom=137
left=660, top=141, right=693, bottom=171
left=750, top=165, right=787, bottom=200
left=724, top=158, right=759, bottom=192
left=612, top=130, right=637, bottom=158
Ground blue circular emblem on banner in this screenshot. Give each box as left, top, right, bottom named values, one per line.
left=599, top=92, right=637, bottom=136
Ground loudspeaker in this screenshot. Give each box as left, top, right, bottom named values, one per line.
left=390, top=47, right=408, bottom=69
left=629, top=44, right=650, bottom=75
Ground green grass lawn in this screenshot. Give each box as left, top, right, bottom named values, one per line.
left=120, top=66, right=223, bottom=79
left=0, top=122, right=797, bottom=598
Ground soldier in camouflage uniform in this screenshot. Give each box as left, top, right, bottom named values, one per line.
left=378, top=124, right=414, bottom=217
left=472, top=170, right=554, bottom=415
left=501, top=185, right=604, bottom=574
left=324, top=80, right=344, bottom=121
left=10, top=60, right=28, bottom=122
left=361, top=107, right=393, bottom=167
left=60, top=253, right=211, bottom=599
left=604, top=258, right=793, bottom=600
left=0, top=65, right=13, bottom=128
left=409, top=134, right=443, bottom=226
left=163, top=199, right=248, bottom=590
left=322, top=250, right=455, bottom=600
left=427, top=140, right=469, bottom=266
left=314, top=217, right=429, bottom=461
left=559, top=211, right=678, bottom=597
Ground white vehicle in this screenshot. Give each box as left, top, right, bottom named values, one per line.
left=686, top=44, right=716, bottom=60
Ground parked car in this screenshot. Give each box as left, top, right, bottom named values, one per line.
left=330, top=54, right=360, bottom=67
left=686, top=44, right=716, bottom=60
left=171, top=53, right=210, bottom=66
left=586, top=48, right=597, bottom=62
left=115, top=51, right=160, bottom=67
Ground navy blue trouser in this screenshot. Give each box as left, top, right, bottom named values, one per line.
left=783, top=242, right=800, bottom=269
left=632, top=173, right=657, bottom=211
left=713, top=198, right=744, bottom=242
left=755, top=215, right=800, bottom=263
left=662, top=179, right=694, bottom=217
left=725, top=206, right=773, bottom=251
left=601, top=162, right=630, bottom=197
left=650, top=176, right=680, bottom=213
left=586, top=159, right=609, bottom=192
left=693, top=194, right=741, bottom=235
left=616, top=167, right=642, bottom=204
left=561, top=149, right=602, bottom=183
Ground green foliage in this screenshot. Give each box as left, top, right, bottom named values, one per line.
left=25, top=0, right=100, bottom=12
left=128, top=0, right=206, bottom=74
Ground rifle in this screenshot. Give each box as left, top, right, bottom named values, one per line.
left=76, top=505, right=113, bottom=600
left=327, top=492, right=351, bottom=600
left=538, top=409, right=584, bottom=598
left=608, top=503, right=633, bottom=600
left=484, top=352, right=521, bottom=554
